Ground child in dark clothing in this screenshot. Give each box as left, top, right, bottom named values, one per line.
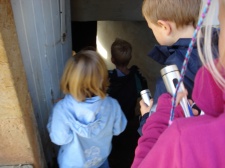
left=137, top=0, right=203, bottom=136
left=107, top=38, right=148, bottom=168
left=108, top=38, right=148, bottom=120
left=108, top=65, right=147, bottom=120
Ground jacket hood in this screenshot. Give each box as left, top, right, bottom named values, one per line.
left=192, top=66, right=224, bottom=117
left=62, top=95, right=107, bottom=138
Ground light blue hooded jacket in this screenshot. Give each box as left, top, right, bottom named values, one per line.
left=47, top=94, right=127, bottom=168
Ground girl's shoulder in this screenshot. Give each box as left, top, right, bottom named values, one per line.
left=53, top=94, right=75, bottom=111
left=104, top=95, right=119, bottom=104
left=103, top=96, right=123, bottom=110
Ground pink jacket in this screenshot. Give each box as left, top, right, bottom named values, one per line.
left=132, top=66, right=224, bottom=168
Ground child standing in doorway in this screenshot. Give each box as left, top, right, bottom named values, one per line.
left=47, top=50, right=127, bottom=168
left=108, top=38, right=148, bottom=120
left=107, top=38, right=148, bottom=168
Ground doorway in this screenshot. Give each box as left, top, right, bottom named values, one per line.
left=71, top=21, right=97, bottom=52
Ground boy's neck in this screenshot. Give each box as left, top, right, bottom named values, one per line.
left=116, top=66, right=130, bottom=75
left=171, top=24, right=195, bottom=43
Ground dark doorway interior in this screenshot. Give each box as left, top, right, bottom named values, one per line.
left=71, top=21, right=97, bottom=52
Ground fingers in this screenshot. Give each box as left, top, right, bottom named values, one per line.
left=192, top=109, right=199, bottom=116
left=139, top=99, right=144, bottom=106
left=72, top=50, right=76, bottom=56
left=192, top=104, right=201, bottom=116
left=149, top=99, right=153, bottom=107
left=187, top=99, right=201, bottom=116
left=140, top=99, right=153, bottom=107
left=188, top=99, right=194, bottom=105
left=175, top=89, right=188, bottom=106
left=140, top=99, right=153, bottom=116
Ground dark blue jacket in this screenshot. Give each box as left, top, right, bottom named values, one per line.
left=108, top=65, right=148, bottom=120
left=138, top=38, right=202, bottom=135
left=149, top=38, right=202, bottom=103
left=138, top=28, right=219, bottom=135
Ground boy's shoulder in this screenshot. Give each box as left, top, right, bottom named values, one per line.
left=129, top=65, right=146, bottom=79
left=108, top=69, right=117, bottom=78
left=129, top=65, right=139, bottom=72
left=148, top=38, right=198, bottom=65
left=108, top=66, right=140, bottom=79
left=108, top=69, right=116, bottom=74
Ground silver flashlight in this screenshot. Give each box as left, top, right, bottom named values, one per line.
left=140, top=89, right=152, bottom=106
left=160, top=65, right=193, bottom=117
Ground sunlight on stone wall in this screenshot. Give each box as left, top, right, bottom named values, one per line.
left=0, top=1, right=43, bottom=167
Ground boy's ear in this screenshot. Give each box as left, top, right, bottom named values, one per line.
left=157, top=20, right=172, bottom=35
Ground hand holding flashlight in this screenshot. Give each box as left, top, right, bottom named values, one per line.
left=160, top=65, right=193, bottom=117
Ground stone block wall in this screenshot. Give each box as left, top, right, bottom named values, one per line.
left=0, top=1, right=44, bottom=167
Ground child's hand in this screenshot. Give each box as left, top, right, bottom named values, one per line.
left=139, top=99, right=153, bottom=116
left=188, top=99, right=201, bottom=116
left=175, top=89, right=188, bottom=106
left=174, top=90, right=201, bottom=116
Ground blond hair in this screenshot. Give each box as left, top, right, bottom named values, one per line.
left=142, top=0, right=201, bottom=28
left=60, top=50, right=109, bottom=101
left=111, top=38, right=132, bottom=66
left=197, top=0, right=225, bottom=88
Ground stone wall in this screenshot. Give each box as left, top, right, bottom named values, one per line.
left=0, top=1, right=44, bottom=167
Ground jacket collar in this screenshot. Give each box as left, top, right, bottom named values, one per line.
left=147, top=38, right=194, bottom=64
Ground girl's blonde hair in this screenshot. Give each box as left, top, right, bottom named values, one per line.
left=60, top=50, right=109, bottom=101
left=142, top=0, right=201, bottom=28
left=197, top=0, right=225, bottom=88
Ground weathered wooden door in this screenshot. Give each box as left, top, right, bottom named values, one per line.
left=10, top=0, right=72, bottom=167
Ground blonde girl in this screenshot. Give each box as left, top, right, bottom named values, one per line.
left=47, top=50, right=127, bottom=168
